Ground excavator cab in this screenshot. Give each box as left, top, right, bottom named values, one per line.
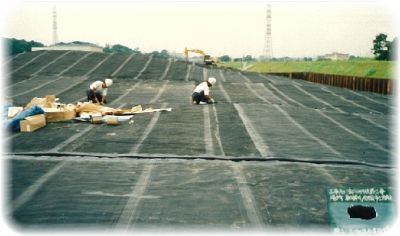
left=185, top=47, right=217, bottom=66
left=204, top=55, right=216, bottom=65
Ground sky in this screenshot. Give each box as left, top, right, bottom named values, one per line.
left=1, top=0, right=398, bottom=58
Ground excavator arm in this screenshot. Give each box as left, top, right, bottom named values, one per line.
left=184, top=47, right=216, bottom=65
left=184, top=48, right=206, bottom=57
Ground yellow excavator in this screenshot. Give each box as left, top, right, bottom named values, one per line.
left=184, top=47, right=217, bottom=65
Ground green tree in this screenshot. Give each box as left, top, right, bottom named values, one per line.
left=103, top=44, right=136, bottom=54
left=71, top=41, right=92, bottom=45
left=4, top=38, right=44, bottom=55
left=151, top=49, right=170, bottom=59
left=113, top=44, right=133, bottom=54
left=218, top=55, right=231, bottom=62
left=372, top=33, right=390, bottom=60
left=243, top=55, right=254, bottom=62
left=30, top=40, right=44, bottom=47
left=159, top=49, right=169, bottom=58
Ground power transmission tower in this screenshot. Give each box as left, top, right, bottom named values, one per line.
left=52, top=6, right=58, bottom=45
left=263, top=4, right=273, bottom=60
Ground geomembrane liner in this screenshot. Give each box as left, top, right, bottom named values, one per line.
left=5, top=51, right=395, bottom=232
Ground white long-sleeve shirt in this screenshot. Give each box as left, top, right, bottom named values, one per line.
left=193, top=82, right=210, bottom=95
left=89, top=81, right=107, bottom=96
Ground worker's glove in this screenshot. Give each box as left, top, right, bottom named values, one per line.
left=209, top=98, right=215, bottom=103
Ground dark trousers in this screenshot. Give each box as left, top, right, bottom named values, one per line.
left=192, top=91, right=206, bottom=104
left=86, top=89, right=103, bottom=103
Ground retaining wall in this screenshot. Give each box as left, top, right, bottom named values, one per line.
left=267, top=72, right=393, bottom=95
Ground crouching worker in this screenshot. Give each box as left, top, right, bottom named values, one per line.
left=87, top=78, right=113, bottom=105
left=192, top=77, right=216, bottom=105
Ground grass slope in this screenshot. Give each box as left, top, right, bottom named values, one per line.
left=221, top=60, right=395, bottom=79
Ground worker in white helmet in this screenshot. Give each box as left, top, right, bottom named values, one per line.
left=192, top=77, right=216, bottom=104
left=87, top=78, right=113, bottom=105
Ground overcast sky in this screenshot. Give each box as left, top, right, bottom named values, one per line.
left=2, top=0, right=398, bottom=58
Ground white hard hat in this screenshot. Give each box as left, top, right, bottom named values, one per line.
left=207, top=77, right=216, bottom=85
left=105, top=78, right=113, bottom=87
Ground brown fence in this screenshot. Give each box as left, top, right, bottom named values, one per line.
left=266, top=72, right=393, bottom=95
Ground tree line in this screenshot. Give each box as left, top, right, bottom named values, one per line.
left=4, top=38, right=144, bottom=56
left=4, top=38, right=44, bottom=56
left=218, top=33, right=397, bottom=62
left=5, top=34, right=397, bottom=61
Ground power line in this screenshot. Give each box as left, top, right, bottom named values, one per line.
left=263, top=4, right=273, bottom=60
left=52, top=6, right=58, bottom=45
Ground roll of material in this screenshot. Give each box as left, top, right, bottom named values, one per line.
left=105, top=116, right=119, bottom=125
left=90, top=116, right=103, bottom=124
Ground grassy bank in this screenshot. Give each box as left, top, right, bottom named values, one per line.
left=220, top=60, right=395, bottom=79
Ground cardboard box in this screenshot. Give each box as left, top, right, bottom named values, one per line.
left=43, top=107, right=76, bottom=122
left=7, top=107, right=23, bottom=118
left=20, top=114, right=46, bottom=132
left=25, top=95, right=55, bottom=109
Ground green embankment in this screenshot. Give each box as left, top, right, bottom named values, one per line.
left=220, top=60, right=395, bottom=79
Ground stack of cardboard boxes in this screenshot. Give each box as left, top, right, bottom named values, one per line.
left=7, top=95, right=172, bottom=132
left=8, top=95, right=77, bottom=132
